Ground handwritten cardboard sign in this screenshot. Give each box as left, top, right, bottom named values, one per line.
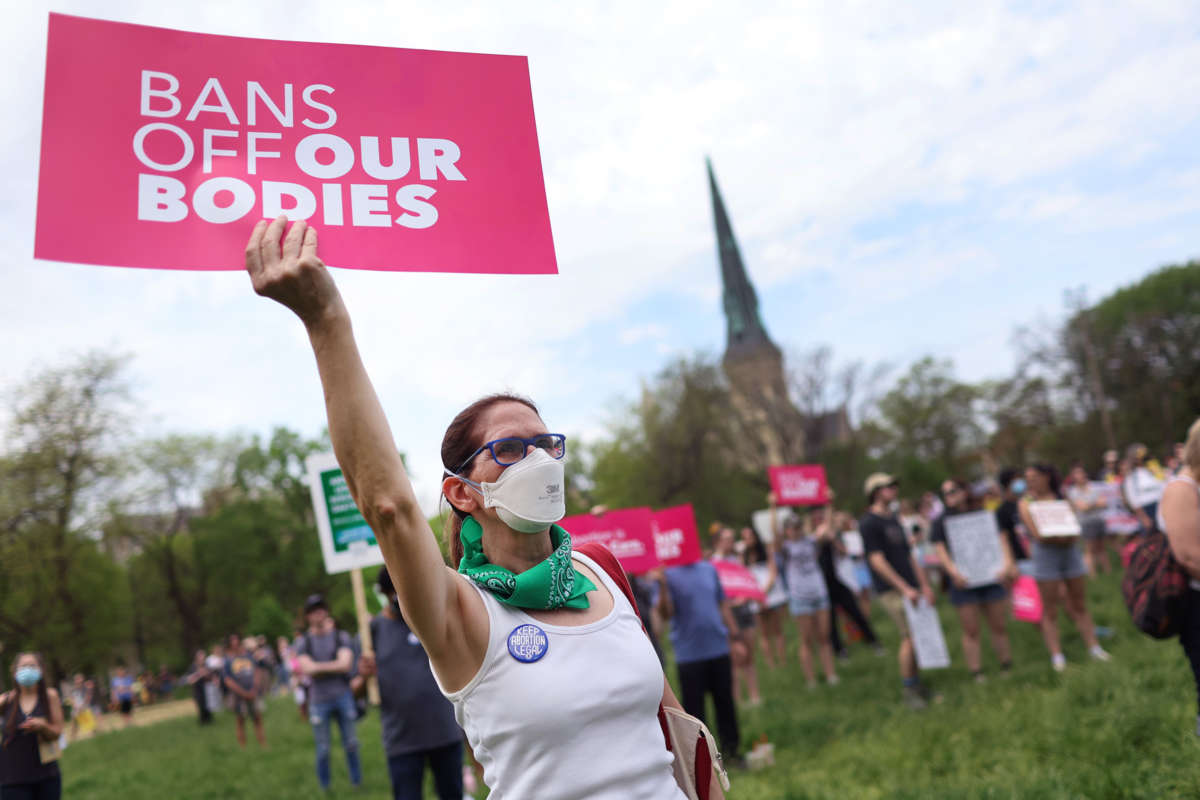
left=904, top=598, right=951, bottom=669
left=712, top=559, right=767, bottom=603
left=560, top=507, right=659, bottom=575
left=944, top=511, right=1006, bottom=588
left=35, top=14, right=556, bottom=274
left=1028, top=500, right=1082, bottom=538
left=650, top=504, right=703, bottom=568
left=768, top=465, right=830, bottom=506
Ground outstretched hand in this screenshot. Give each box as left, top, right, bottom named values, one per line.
left=245, top=215, right=342, bottom=327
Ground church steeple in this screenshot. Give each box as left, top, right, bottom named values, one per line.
left=707, top=158, right=780, bottom=361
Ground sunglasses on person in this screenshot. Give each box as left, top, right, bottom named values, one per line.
left=458, top=433, right=567, bottom=471
left=941, top=485, right=964, bottom=499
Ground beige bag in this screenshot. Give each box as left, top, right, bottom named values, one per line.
left=661, top=706, right=730, bottom=800
left=38, top=736, right=62, bottom=764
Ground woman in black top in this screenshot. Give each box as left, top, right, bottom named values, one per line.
left=0, top=652, right=64, bottom=800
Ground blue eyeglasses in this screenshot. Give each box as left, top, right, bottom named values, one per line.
left=457, top=433, right=567, bottom=472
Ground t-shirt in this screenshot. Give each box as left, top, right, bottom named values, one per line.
left=663, top=561, right=729, bottom=664
left=371, top=613, right=462, bottom=757
left=780, top=538, right=829, bottom=601
left=859, top=511, right=918, bottom=594
left=1066, top=484, right=1106, bottom=525
left=1125, top=467, right=1165, bottom=509
left=295, top=628, right=356, bottom=705
left=995, top=500, right=1029, bottom=561
left=224, top=654, right=258, bottom=694
left=111, top=675, right=133, bottom=701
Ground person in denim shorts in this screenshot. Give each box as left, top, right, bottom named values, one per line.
left=1019, top=464, right=1110, bottom=672
left=770, top=504, right=837, bottom=688
left=930, top=478, right=1016, bottom=683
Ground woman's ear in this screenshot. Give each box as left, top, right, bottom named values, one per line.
left=442, top=475, right=480, bottom=514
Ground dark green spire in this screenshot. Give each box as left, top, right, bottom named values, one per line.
left=707, top=158, right=779, bottom=361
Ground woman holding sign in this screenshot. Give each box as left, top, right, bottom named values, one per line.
left=769, top=505, right=838, bottom=689
left=930, top=479, right=1015, bottom=682
left=243, top=218, right=715, bottom=800
left=1018, top=464, right=1110, bottom=672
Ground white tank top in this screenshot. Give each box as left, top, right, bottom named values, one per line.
left=439, top=551, right=687, bottom=800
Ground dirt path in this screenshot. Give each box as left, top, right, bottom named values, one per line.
left=70, top=699, right=198, bottom=741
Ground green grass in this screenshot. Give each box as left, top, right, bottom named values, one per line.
left=63, top=571, right=1200, bottom=798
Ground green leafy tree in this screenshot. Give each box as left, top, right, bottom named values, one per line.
left=0, top=352, right=135, bottom=679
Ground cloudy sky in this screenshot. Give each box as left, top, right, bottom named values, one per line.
left=6, top=1, right=1199, bottom=513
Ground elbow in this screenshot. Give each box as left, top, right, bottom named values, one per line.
left=366, top=494, right=416, bottom=528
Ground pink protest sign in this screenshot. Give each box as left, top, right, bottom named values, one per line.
left=651, top=505, right=703, bottom=568
left=35, top=14, right=556, bottom=274
left=768, top=465, right=830, bottom=506
left=560, top=508, right=659, bottom=575
left=711, top=560, right=767, bottom=603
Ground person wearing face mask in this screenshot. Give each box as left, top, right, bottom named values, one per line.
left=994, top=468, right=1030, bottom=567
left=355, top=567, right=465, bottom=800
left=0, top=653, right=64, bottom=800
left=242, top=217, right=714, bottom=800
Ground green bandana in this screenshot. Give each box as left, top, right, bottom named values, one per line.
left=457, top=517, right=596, bottom=610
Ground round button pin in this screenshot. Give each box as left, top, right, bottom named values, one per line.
left=507, top=624, right=549, bottom=663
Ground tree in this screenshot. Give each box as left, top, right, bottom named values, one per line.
left=875, top=357, right=984, bottom=486
left=1064, top=263, right=1200, bottom=452
left=0, top=352, right=135, bottom=679
left=590, top=355, right=766, bottom=536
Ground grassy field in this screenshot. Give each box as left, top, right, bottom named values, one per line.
left=62, top=570, right=1200, bottom=799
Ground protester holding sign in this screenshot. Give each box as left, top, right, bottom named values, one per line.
left=930, top=479, right=1014, bottom=682
left=1158, top=419, right=1200, bottom=736
left=243, top=217, right=707, bottom=799
left=713, top=528, right=762, bottom=707
left=859, top=474, right=938, bottom=709
left=740, top=523, right=787, bottom=668
left=769, top=504, right=838, bottom=689
left=1018, top=465, right=1110, bottom=672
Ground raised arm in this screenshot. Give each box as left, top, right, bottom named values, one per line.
left=245, top=217, right=459, bottom=658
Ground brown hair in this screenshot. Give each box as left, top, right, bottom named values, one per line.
left=3, top=652, right=50, bottom=747
left=440, top=393, right=540, bottom=567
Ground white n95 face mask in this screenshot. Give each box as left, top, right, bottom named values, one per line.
left=448, top=448, right=566, bottom=533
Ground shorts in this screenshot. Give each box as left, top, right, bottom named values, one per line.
left=949, top=583, right=1007, bottom=607
left=232, top=695, right=264, bottom=718
left=879, top=592, right=911, bottom=639
left=1080, top=516, right=1107, bottom=541
left=854, top=562, right=872, bottom=593
left=732, top=603, right=758, bottom=631
left=1030, top=541, right=1087, bottom=582
left=788, top=594, right=830, bottom=616
left=119, top=698, right=133, bottom=715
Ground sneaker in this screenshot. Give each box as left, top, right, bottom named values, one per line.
left=973, top=671, right=987, bottom=684
left=1051, top=653, right=1067, bottom=673
left=1089, top=645, right=1112, bottom=662
left=902, top=685, right=927, bottom=710
left=806, top=680, right=818, bottom=690
left=827, top=674, right=840, bottom=686
left=999, top=661, right=1013, bottom=675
